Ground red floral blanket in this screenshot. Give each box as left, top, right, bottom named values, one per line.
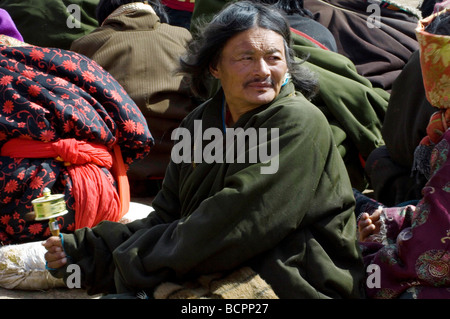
left=0, top=44, right=153, bottom=244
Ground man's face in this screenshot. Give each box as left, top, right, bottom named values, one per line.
left=210, top=27, right=288, bottom=114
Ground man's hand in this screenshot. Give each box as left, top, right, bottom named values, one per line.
left=43, top=235, right=68, bottom=269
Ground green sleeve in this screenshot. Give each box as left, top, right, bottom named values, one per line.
left=101, top=98, right=352, bottom=294
left=59, top=170, right=183, bottom=295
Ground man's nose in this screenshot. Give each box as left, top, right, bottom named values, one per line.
left=253, top=58, right=270, bottom=77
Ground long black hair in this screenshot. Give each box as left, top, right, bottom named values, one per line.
left=179, top=1, right=318, bottom=100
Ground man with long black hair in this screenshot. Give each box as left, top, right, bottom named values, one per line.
left=45, top=1, right=365, bottom=299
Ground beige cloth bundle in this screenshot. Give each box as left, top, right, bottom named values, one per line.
left=0, top=241, right=65, bottom=290
left=153, top=266, right=278, bottom=299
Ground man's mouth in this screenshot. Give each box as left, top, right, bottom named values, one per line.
left=245, top=79, right=274, bottom=89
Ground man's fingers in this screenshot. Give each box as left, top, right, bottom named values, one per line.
left=44, top=249, right=67, bottom=269
left=43, top=236, right=62, bottom=249
left=43, top=235, right=67, bottom=269
left=44, top=249, right=66, bottom=261
left=45, top=257, right=67, bottom=269
left=359, top=224, right=376, bottom=242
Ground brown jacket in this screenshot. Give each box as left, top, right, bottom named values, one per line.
left=70, top=3, right=196, bottom=189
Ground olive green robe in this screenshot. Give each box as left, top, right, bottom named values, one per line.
left=54, top=82, right=365, bottom=299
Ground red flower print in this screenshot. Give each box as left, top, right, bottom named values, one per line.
left=89, top=86, right=97, bottom=93
left=136, top=122, right=145, bottom=135
left=40, top=129, right=55, bottom=142
left=0, top=75, right=13, bottom=86
left=82, top=71, right=96, bottom=83
left=18, top=122, right=26, bottom=128
left=111, top=90, right=123, bottom=103
left=6, top=225, right=14, bottom=235
left=67, top=223, right=75, bottom=232
left=29, top=101, right=42, bottom=110
left=30, top=48, right=45, bottom=61
left=29, top=223, right=43, bottom=235
left=4, top=179, right=19, bottom=193
left=0, top=232, right=8, bottom=242
left=54, top=77, right=69, bottom=86
left=62, top=60, right=77, bottom=72
left=100, top=126, right=107, bottom=140
left=0, top=214, right=11, bottom=225
left=3, top=196, right=11, bottom=204
left=17, top=171, right=25, bottom=180
left=2, top=100, right=14, bottom=113
left=13, top=212, right=20, bottom=219
left=28, top=84, right=42, bottom=97
left=21, top=70, right=36, bottom=80
left=12, top=93, right=20, bottom=100
left=123, top=120, right=136, bottom=134
left=38, top=122, right=46, bottom=129
left=29, top=176, right=44, bottom=189
left=63, top=121, right=74, bottom=133
left=61, top=93, right=70, bottom=100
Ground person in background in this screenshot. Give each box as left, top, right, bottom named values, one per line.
left=162, top=0, right=195, bottom=29
left=364, top=0, right=446, bottom=207
left=303, top=0, right=420, bottom=92
left=71, top=0, right=199, bottom=197
left=44, top=1, right=365, bottom=299
left=257, top=0, right=337, bottom=52
left=357, top=7, right=450, bottom=299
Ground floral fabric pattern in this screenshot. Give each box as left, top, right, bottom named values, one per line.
left=0, top=44, right=153, bottom=244
left=361, top=129, right=450, bottom=298
left=415, top=9, right=450, bottom=108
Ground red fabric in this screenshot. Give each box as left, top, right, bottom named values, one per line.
left=162, top=0, right=195, bottom=12
left=111, top=144, right=130, bottom=218
left=420, top=109, right=450, bottom=146
left=1, top=138, right=127, bottom=229
left=290, top=27, right=329, bottom=51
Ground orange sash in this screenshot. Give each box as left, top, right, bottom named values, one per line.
left=1, top=138, right=129, bottom=228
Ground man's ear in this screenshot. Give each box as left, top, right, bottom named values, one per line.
left=209, top=64, right=219, bottom=79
